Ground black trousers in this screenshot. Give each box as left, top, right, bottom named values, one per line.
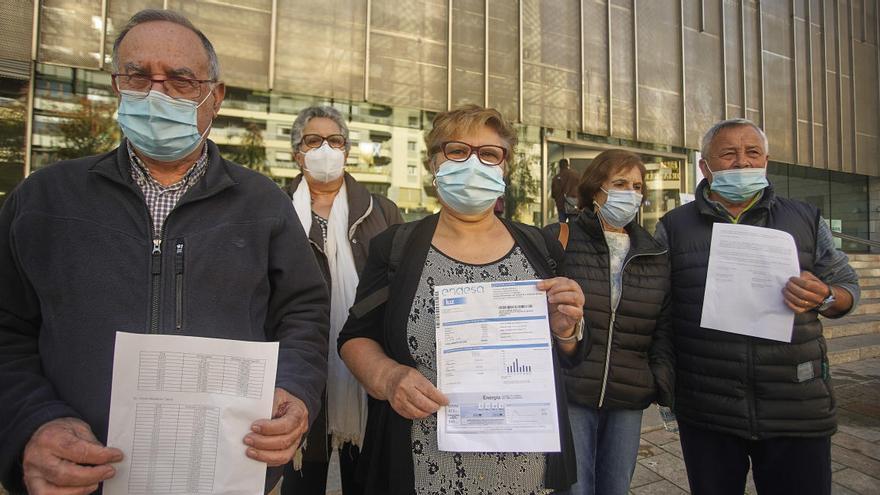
left=280, top=441, right=363, bottom=495
left=678, top=421, right=832, bottom=495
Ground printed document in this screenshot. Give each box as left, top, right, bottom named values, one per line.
left=700, top=223, right=801, bottom=342
left=104, top=332, right=278, bottom=495
left=435, top=280, right=560, bottom=453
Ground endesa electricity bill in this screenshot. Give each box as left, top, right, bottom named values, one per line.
left=435, top=280, right=561, bottom=453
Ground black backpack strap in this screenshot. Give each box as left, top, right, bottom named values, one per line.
left=387, top=220, right=417, bottom=283
left=509, top=222, right=564, bottom=277
left=349, top=221, right=418, bottom=319
left=511, top=222, right=561, bottom=275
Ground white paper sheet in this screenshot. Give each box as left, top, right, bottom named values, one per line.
left=700, top=223, right=801, bottom=342
left=104, top=332, right=278, bottom=495
left=435, top=280, right=560, bottom=453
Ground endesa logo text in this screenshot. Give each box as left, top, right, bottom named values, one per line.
left=439, top=286, right=485, bottom=297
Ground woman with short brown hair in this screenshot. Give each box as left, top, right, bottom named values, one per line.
left=339, top=105, right=587, bottom=494
left=547, top=149, right=673, bottom=495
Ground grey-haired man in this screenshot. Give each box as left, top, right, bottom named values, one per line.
left=652, top=119, right=859, bottom=495
left=0, top=10, right=328, bottom=494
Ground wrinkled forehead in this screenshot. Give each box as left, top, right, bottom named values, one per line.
left=711, top=125, right=766, bottom=152
left=607, top=164, right=644, bottom=183
left=117, top=21, right=211, bottom=78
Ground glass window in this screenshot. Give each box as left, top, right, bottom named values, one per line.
left=31, top=66, right=118, bottom=172
left=766, top=162, right=870, bottom=252
left=368, top=0, right=448, bottom=112
left=829, top=170, right=869, bottom=252
left=641, top=159, right=683, bottom=236
left=167, top=0, right=272, bottom=89
left=274, top=0, right=366, bottom=101
left=39, top=0, right=103, bottom=69
left=450, top=0, right=485, bottom=107
left=0, top=77, right=28, bottom=205
left=546, top=139, right=685, bottom=232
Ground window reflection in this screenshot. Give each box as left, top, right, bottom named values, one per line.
left=769, top=162, right=870, bottom=252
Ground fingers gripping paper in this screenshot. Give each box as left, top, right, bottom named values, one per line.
left=435, top=280, right=561, bottom=453
left=104, top=332, right=278, bottom=495
left=700, top=224, right=801, bottom=343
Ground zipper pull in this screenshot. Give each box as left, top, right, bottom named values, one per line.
left=175, top=240, right=185, bottom=274
left=152, top=239, right=162, bottom=255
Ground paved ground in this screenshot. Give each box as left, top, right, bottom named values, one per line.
left=632, top=357, right=880, bottom=495
left=322, top=358, right=880, bottom=494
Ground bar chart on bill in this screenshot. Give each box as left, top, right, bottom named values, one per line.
left=505, top=357, right=533, bottom=374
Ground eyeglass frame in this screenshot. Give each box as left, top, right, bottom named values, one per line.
left=435, top=140, right=509, bottom=166
left=297, top=134, right=348, bottom=151
left=111, top=73, right=218, bottom=100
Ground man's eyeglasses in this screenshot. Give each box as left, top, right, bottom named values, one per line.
left=112, top=74, right=216, bottom=100
left=439, top=141, right=507, bottom=166
left=300, top=134, right=347, bottom=151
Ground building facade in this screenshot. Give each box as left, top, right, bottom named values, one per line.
left=1, top=0, right=879, bottom=247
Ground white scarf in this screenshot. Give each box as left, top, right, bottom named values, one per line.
left=292, top=179, right=368, bottom=455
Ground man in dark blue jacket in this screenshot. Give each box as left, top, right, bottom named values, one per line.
left=0, top=9, right=329, bottom=494
left=654, top=119, right=859, bottom=495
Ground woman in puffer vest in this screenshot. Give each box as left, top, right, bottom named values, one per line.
left=546, top=149, right=674, bottom=495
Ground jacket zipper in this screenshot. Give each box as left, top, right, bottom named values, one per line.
left=348, top=198, right=374, bottom=241
left=597, top=249, right=668, bottom=408
left=597, top=311, right=617, bottom=407
left=174, top=239, right=185, bottom=331
left=149, top=237, right=163, bottom=333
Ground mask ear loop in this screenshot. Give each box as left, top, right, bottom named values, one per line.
left=429, top=154, right=439, bottom=187
left=191, top=85, right=217, bottom=148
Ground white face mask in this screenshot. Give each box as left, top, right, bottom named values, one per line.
left=303, top=142, right=345, bottom=182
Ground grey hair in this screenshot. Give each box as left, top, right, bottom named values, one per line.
left=111, top=9, right=221, bottom=81
left=290, top=106, right=351, bottom=153
left=700, top=118, right=769, bottom=157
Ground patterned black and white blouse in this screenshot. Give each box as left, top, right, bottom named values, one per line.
left=312, top=211, right=328, bottom=245
left=408, top=245, right=552, bottom=495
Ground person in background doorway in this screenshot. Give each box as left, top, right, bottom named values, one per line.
left=551, top=158, right=581, bottom=222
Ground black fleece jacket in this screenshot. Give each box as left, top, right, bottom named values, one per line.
left=0, top=141, right=329, bottom=492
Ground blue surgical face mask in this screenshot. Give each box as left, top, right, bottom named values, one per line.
left=117, top=89, right=212, bottom=162
left=595, top=188, right=642, bottom=229
left=435, top=155, right=506, bottom=215
left=707, top=167, right=768, bottom=203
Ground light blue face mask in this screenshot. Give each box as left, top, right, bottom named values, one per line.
left=117, top=89, right=212, bottom=162
left=595, top=188, right=642, bottom=229
left=708, top=167, right=769, bottom=203
left=435, top=155, right=506, bottom=215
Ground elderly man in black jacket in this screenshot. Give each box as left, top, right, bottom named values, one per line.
left=654, top=118, right=859, bottom=495
left=0, top=9, right=328, bottom=495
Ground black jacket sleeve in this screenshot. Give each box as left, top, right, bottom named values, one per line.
left=0, top=187, right=83, bottom=491
left=649, top=272, right=676, bottom=407
left=268, top=199, right=330, bottom=425
left=376, top=196, right=404, bottom=227
left=338, top=225, right=398, bottom=353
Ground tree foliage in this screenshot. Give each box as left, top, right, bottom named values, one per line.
left=228, top=123, right=268, bottom=174
left=0, top=104, right=25, bottom=165
left=55, top=96, right=120, bottom=160
left=504, top=150, right=541, bottom=221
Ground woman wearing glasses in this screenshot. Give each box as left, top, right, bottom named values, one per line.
left=282, top=106, right=403, bottom=495
left=338, top=105, right=586, bottom=494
